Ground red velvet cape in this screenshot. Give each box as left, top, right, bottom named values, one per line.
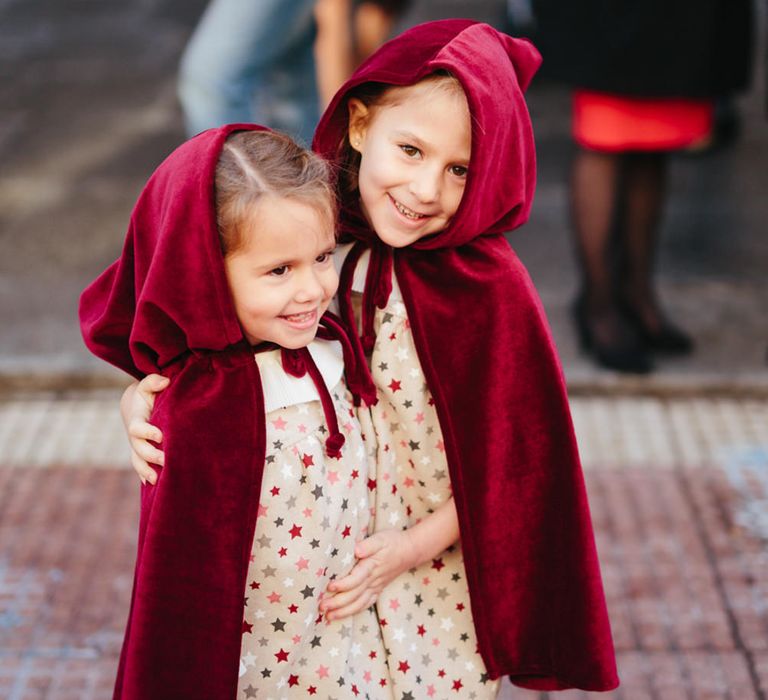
left=313, top=20, right=619, bottom=691
left=79, top=124, right=370, bottom=699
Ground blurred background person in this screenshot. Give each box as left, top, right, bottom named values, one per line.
left=177, top=0, right=319, bottom=143
left=315, top=0, right=412, bottom=107
left=534, top=0, right=754, bottom=374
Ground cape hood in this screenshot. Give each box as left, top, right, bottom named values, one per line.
left=314, top=20, right=619, bottom=692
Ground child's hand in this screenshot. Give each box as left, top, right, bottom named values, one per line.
left=319, top=529, right=418, bottom=622
left=120, top=374, right=169, bottom=485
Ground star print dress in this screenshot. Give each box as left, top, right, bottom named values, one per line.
left=237, top=339, right=391, bottom=699
left=335, top=247, right=501, bottom=700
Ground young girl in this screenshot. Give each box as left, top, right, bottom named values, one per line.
left=124, top=20, right=620, bottom=696
left=80, top=125, right=394, bottom=699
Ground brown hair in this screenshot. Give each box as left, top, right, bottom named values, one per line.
left=215, top=130, right=336, bottom=255
left=338, top=71, right=465, bottom=196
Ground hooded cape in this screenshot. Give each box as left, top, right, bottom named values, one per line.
left=313, top=20, right=619, bottom=691
left=79, top=124, right=371, bottom=699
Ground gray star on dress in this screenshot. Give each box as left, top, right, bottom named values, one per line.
left=426, top=426, right=434, bottom=435
left=258, top=637, right=268, bottom=647
left=378, top=361, right=388, bottom=371
left=408, top=440, right=420, bottom=450
left=403, top=400, right=413, bottom=409
left=414, top=594, right=423, bottom=606
left=261, top=565, right=276, bottom=578
left=310, top=538, right=320, bottom=549
left=389, top=422, right=399, bottom=433
left=402, top=692, right=414, bottom=700
left=433, top=469, right=446, bottom=481
left=339, top=624, right=351, bottom=639
left=285, top=496, right=297, bottom=508
left=273, top=440, right=283, bottom=449
left=321, top=516, right=331, bottom=530
left=382, top=312, right=394, bottom=324
left=260, top=668, right=271, bottom=678
left=300, top=585, right=315, bottom=599
left=243, top=684, right=258, bottom=698
left=256, top=534, right=271, bottom=548
left=448, top=648, right=459, bottom=661
left=271, top=617, right=286, bottom=631
left=452, top=572, right=461, bottom=581
left=460, top=632, right=469, bottom=642
left=265, top=454, right=275, bottom=464
left=273, top=516, right=284, bottom=527
left=312, top=484, right=324, bottom=500
left=421, top=653, right=432, bottom=666
left=310, top=635, right=322, bottom=648
left=341, top=498, right=348, bottom=511
left=436, top=587, right=449, bottom=600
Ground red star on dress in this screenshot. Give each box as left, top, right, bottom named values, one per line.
left=275, top=648, right=289, bottom=663
left=289, top=524, right=303, bottom=539
left=302, top=453, right=314, bottom=467
left=241, top=620, right=253, bottom=634
left=452, top=679, right=464, bottom=692
left=397, top=660, right=410, bottom=674
left=432, top=557, right=445, bottom=571
left=249, top=581, right=260, bottom=590
left=438, top=669, right=446, bottom=678
left=288, top=604, right=298, bottom=614
left=456, top=602, right=465, bottom=611
left=369, top=651, right=378, bottom=659
left=278, top=547, right=288, bottom=557
left=351, top=684, right=360, bottom=696
left=351, top=469, right=359, bottom=479
left=270, top=486, right=280, bottom=496
left=417, top=624, right=426, bottom=636
left=367, top=478, right=376, bottom=491
left=388, top=379, right=402, bottom=392
left=389, top=332, right=397, bottom=340
left=308, top=686, right=317, bottom=695
left=341, top=525, right=351, bottom=538
left=287, top=673, right=299, bottom=687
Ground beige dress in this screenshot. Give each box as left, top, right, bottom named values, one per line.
left=237, top=339, right=391, bottom=699
left=335, top=246, right=501, bottom=700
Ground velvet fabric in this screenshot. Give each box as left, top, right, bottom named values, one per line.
left=313, top=19, right=619, bottom=691
left=79, top=124, right=370, bottom=699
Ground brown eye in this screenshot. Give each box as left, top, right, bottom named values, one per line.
left=449, top=165, right=468, bottom=178
left=316, top=253, right=330, bottom=263
left=399, top=144, right=420, bottom=157
left=270, top=266, right=288, bottom=276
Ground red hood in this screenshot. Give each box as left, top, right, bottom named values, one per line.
left=313, top=19, right=541, bottom=248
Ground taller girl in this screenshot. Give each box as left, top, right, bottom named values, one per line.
left=314, top=19, right=619, bottom=692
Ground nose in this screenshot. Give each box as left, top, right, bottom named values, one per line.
left=294, top=267, right=325, bottom=304
left=409, top=166, right=441, bottom=204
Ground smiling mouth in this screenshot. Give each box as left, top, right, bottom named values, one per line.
left=280, top=310, right=318, bottom=328
left=389, top=195, right=430, bottom=221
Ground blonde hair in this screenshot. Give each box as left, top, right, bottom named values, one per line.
left=215, top=130, right=336, bottom=255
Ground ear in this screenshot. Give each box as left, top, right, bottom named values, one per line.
left=347, top=98, right=370, bottom=153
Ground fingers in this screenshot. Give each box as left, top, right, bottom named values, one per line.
left=130, top=450, right=158, bottom=486
left=353, top=533, right=385, bottom=560
left=137, top=373, right=169, bottom=398
left=129, top=432, right=165, bottom=469
left=323, top=589, right=379, bottom=622
left=327, top=558, right=374, bottom=594
left=128, top=418, right=163, bottom=445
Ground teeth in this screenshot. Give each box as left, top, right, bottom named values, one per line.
left=393, top=198, right=424, bottom=220
left=283, top=311, right=314, bottom=321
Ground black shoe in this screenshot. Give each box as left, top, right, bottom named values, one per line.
left=621, top=304, right=694, bottom=355
left=573, top=298, right=653, bottom=374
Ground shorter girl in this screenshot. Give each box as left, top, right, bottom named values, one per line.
left=79, top=126, right=389, bottom=700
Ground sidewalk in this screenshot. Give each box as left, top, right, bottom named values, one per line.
left=1, top=391, right=767, bottom=698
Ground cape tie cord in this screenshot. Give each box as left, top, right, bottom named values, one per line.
left=338, top=239, right=394, bottom=354
left=316, top=312, right=378, bottom=407
left=280, top=346, right=346, bottom=459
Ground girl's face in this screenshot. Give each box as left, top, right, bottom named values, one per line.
left=224, top=196, right=338, bottom=349
left=348, top=80, right=471, bottom=248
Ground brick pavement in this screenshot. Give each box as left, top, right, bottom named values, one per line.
left=1, top=393, right=767, bottom=699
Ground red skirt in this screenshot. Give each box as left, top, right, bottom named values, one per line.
left=573, top=90, right=714, bottom=152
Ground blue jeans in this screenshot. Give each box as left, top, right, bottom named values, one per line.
left=178, top=0, right=319, bottom=145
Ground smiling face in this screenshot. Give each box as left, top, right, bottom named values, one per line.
left=347, top=77, right=472, bottom=247
left=224, top=196, right=338, bottom=348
